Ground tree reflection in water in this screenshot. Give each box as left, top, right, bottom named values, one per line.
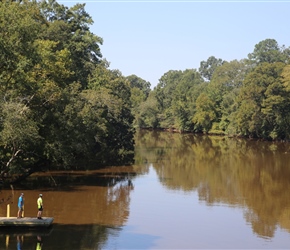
left=0, top=130, right=289, bottom=248
left=135, top=130, right=290, bottom=239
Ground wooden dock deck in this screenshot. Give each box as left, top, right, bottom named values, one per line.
left=0, top=217, right=53, bottom=228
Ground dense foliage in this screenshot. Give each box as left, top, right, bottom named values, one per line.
left=136, top=39, right=290, bottom=140
left=1, top=0, right=290, bottom=185
left=0, top=0, right=135, bottom=183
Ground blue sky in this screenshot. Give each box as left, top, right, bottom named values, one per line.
left=59, top=1, right=290, bottom=88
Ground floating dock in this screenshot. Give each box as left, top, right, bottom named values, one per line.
left=0, top=217, right=53, bottom=228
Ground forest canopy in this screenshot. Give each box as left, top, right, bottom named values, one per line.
left=0, top=0, right=135, bottom=184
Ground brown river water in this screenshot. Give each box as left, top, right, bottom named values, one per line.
left=1, top=130, right=290, bottom=249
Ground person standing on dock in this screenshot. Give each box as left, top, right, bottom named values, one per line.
left=17, top=193, right=24, bottom=218
left=37, top=194, right=43, bottom=219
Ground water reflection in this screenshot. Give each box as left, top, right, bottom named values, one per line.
left=0, top=228, right=52, bottom=250
left=0, top=130, right=289, bottom=248
left=135, top=130, right=290, bottom=239
left=0, top=167, right=136, bottom=249
left=2, top=223, right=159, bottom=249
left=17, top=235, right=23, bottom=250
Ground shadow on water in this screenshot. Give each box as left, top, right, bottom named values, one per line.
left=1, top=223, right=159, bottom=250
left=13, top=166, right=138, bottom=191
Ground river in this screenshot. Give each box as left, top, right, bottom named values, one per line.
left=1, top=130, right=290, bottom=249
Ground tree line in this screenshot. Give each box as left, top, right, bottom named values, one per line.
left=134, top=39, right=290, bottom=142
left=1, top=0, right=290, bottom=184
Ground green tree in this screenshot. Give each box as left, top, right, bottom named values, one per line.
left=0, top=0, right=135, bottom=184
left=154, top=70, right=183, bottom=128
left=152, top=69, right=205, bottom=131
left=0, top=0, right=43, bottom=95
left=248, top=39, right=290, bottom=65
left=138, top=92, right=160, bottom=128
left=126, top=74, right=151, bottom=97
left=209, top=60, right=249, bottom=133
left=171, top=69, right=204, bottom=131
left=234, top=62, right=290, bottom=139
left=199, top=56, right=224, bottom=81
left=126, top=75, right=151, bottom=127
left=38, top=0, right=103, bottom=88
left=88, top=63, right=135, bottom=164
left=0, top=99, right=42, bottom=178
left=192, top=93, right=217, bottom=133
left=282, top=65, right=290, bottom=92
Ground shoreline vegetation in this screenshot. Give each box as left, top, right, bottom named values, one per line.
left=1, top=0, right=290, bottom=184
left=140, top=128, right=290, bottom=143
